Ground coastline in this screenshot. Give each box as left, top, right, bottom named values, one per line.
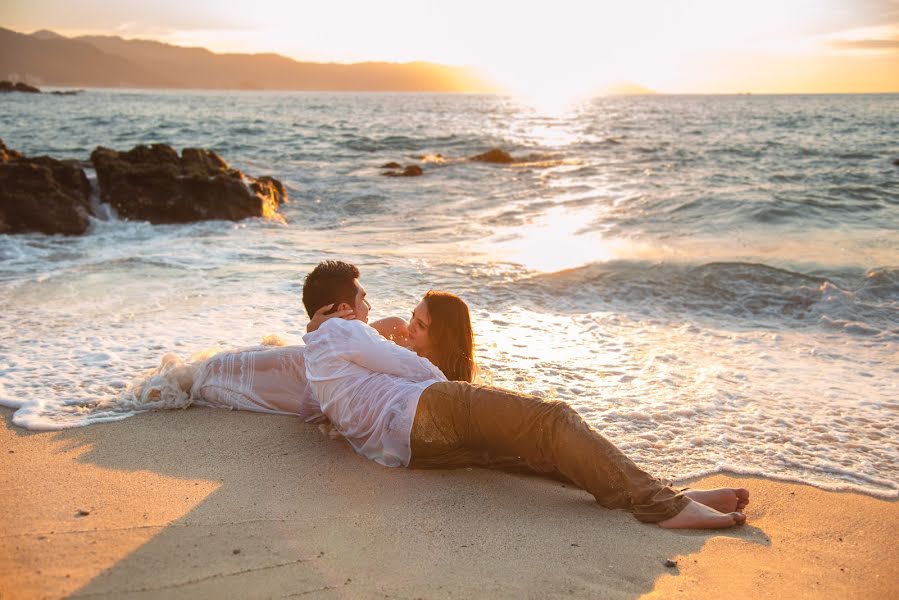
left=1, top=407, right=896, bottom=599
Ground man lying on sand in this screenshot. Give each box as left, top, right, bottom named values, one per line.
left=298, top=260, right=749, bottom=529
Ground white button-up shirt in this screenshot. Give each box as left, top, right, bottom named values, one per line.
left=303, top=318, right=447, bottom=467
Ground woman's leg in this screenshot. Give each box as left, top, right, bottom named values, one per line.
left=190, top=346, right=314, bottom=417
left=410, top=381, right=695, bottom=523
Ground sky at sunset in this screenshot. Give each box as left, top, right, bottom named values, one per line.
left=3, top=0, right=898, bottom=96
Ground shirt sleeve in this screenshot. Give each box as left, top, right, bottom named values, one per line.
left=304, top=319, right=447, bottom=382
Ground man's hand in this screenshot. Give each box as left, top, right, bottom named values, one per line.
left=306, top=304, right=355, bottom=333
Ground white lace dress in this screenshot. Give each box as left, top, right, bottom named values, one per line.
left=190, top=345, right=324, bottom=422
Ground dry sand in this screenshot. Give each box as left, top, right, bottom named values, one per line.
left=1, top=406, right=896, bottom=599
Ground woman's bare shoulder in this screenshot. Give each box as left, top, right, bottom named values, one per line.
left=370, top=316, right=410, bottom=345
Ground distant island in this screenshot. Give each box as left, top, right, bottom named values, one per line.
left=0, top=26, right=655, bottom=95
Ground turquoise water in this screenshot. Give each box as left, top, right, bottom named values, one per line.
left=1, top=90, right=897, bottom=496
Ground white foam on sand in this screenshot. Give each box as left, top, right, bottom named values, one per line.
left=1, top=221, right=896, bottom=499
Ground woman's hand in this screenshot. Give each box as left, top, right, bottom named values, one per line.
left=306, top=304, right=354, bottom=333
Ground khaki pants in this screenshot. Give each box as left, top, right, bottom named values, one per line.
left=409, top=381, right=689, bottom=523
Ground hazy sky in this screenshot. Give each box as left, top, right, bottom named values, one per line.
left=3, top=0, right=898, bottom=95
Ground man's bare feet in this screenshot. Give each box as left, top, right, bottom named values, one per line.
left=658, top=499, right=746, bottom=529
left=683, top=488, right=750, bottom=513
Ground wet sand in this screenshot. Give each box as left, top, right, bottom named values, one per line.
left=1, top=407, right=896, bottom=599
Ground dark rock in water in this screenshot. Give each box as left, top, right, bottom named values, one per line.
left=181, top=147, right=230, bottom=176
left=0, top=81, right=81, bottom=95
left=90, top=144, right=287, bottom=224
left=0, top=80, right=41, bottom=93
left=400, top=165, right=423, bottom=177
left=892, top=158, right=899, bottom=166
left=664, top=559, right=678, bottom=568
left=380, top=161, right=402, bottom=169
left=251, top=175, right=287, bottom=201
left=382, top=165, right=423, bottom=177
left=469, top=148, right=514, bottom=164
left=0, top=140, right=92, bottom=235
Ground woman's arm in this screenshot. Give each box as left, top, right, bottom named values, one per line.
left=307, top=306, right=408, bottom=347
left=306, top=304, right=354, bottom=333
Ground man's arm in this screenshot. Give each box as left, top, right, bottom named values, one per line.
left=307, top=307, right=408, bottom=344
left=304, top=318, right=446, bottom=382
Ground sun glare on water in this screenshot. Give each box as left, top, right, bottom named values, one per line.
left=486, top=206, right=614, bottom=273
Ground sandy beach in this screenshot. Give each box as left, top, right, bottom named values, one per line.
left=1, top=406, right=896, bottom=599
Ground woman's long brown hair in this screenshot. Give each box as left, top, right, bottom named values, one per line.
left=423, top=290, right=475, bottom=382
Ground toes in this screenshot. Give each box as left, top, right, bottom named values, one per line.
left=730, top=512, right=747, bottom=525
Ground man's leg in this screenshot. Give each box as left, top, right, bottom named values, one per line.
left=410, top=381, right=691, bottom=523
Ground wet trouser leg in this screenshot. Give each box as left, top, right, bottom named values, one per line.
left=408, top=381, right=689, bottom=523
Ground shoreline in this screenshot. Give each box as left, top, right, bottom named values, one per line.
left=2, top=406, right=897, bottom=599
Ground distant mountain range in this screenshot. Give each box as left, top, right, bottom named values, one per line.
left=0, top=26, right=656, bottom=94
left=0, top=27, right=499, bottom=92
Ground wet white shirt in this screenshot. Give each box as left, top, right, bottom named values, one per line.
left=302, top=318, right=447, bottom=467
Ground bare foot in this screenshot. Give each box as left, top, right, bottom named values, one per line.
left=684, top=488, right=750, bottom=513
left=658, top=499, right=746, bottom=529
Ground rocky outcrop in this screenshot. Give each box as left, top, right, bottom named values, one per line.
left=0, top=140, right=92, bottom=235
left=90, top=144, right=287, bottom=224
left=469, top=148, right=514, bottom=164
left=0, top=80, right=81, bottom=95
left=0, top=141, right=288, bottom=235
left=0, top=80, right=40, bottom=93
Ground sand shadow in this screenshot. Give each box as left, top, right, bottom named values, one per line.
left=4, top=408, right=768, bottom=599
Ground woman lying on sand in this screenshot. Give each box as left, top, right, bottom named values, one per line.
left=172, top=261, right=749, bottom=529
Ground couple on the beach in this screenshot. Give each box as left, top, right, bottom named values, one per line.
left=178, top=260, right=749, bottom=529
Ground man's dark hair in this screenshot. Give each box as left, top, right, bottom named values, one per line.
left=302, top=260, right=360, bottom=318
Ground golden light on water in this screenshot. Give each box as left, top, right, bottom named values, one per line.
left=486, top=206, right=614, bottom=272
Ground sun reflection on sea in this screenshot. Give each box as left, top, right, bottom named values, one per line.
left=484, top=206, right=613, bottom=272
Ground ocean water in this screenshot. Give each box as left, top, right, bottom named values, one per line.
left=1, top=90, right=897, bottom=497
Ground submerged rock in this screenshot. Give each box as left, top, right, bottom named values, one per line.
left=382, top=165, right=423, bottom=177
left=469, top=148, right=515, bottom=164
left=90, top=144, right=287, bottom=224
left=0, top=139, right=92, bottom=235
left=380, top=161, right=402, bottom=169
